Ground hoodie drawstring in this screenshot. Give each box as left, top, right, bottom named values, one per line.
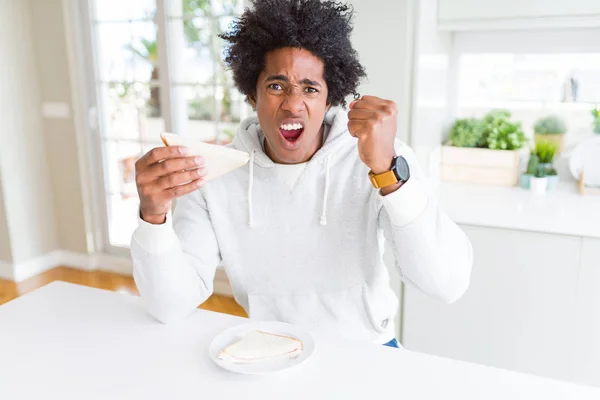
left=247, top=151, right=331, bottom=228
left=320, top=154, right=331, bottom=226
left=248, top=150, right=255, bottom=228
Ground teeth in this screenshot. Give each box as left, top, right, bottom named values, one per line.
left=280, top=123, right=303, bottom=130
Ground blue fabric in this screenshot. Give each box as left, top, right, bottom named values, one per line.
left=383, top=338, right=400, bottom=348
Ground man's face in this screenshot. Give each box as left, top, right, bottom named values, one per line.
left=252, top=47, right=330, bottom=164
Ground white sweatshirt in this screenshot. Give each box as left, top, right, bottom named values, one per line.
left=131, top=107, right=473, bottom=344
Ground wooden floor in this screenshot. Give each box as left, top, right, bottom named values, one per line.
left=0, top=266, right=248, bottom=317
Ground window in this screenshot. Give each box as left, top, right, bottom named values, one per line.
left=88, top=0, right=248, bottom=252
left=453, top=30, right=600, bottom=146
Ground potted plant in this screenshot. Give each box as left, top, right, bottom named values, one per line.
left=481, top=110, right=527, bottom=150
left=442, top=110, right=526, bottom=186
left=520, top=141, right=560, bottom=191
left=447, top=118, right=484, bottom=148
left=530, top=166, right=548, bottom=194
left=535, top=140, right=558, bottom=172
left=533, top=115, right=567, bottom=153
left=592, top=108, right=600, bottom=134
left=519, top=153, right=539, bottom=189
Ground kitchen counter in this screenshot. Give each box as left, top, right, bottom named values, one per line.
left=437, top=181, right=600, bottom=239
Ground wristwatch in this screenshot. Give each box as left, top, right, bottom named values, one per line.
left=368, top=155, right=410, bottom=189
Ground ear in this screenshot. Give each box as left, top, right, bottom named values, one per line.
left=247, top=95, right=257, bottom=110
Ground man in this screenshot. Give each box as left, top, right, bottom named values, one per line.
left=132, top=0, right=472, bottom=348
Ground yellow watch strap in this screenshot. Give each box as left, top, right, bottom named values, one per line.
left=368, top=170, right=398, bottom=189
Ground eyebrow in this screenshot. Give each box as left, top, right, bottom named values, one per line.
left=265, top=74, right=322, bottom=87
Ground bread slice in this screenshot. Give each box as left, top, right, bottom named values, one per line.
left=217, top=330, right=303, bottom=364
left=160, top=132, right=249, bottom=181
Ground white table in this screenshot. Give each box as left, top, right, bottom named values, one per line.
left=1, top=282, right=598, bottom=400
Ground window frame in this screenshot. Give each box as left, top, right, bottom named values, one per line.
left=73, top=0, right=246, bottom=256
left=448, top=28, right=600, bottom=119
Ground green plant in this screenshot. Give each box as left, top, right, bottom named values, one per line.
left=448, top=118, right=484, bottom=148
left=221, top=128, right=236, bottom=140
left=526, top=153, right=540, bottom=175
left=533, top=115, right=567, bottom=134
left=126, top=0, right=239, bottom=121
left=188, top=97, right=213, bottom=120
left=534, top=165, right=547, bottom=178
left=546, top=167, right=558, bottom=176
left=592, top=108, right=600, bottom=134
left=481, top=110, right=527, bottom=150
left=535, top=141, right=558, bottom=164
left=127, top=38, right=157, bottom=66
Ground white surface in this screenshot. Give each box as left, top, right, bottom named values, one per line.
left=439, top=182, right=600, bottom=239
left=403, top=226, right=586, bottom=384
left=1, top=282, right=599, bottom=399
left=438, top=0, right=600, bottom=30
left=209, top=321, right=314, bottom=374
left=41, top=101, right=71, bottom=118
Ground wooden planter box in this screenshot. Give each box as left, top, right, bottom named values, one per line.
left=441, top=146, right=520, bottom=186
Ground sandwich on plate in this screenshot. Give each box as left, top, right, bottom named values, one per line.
left=217, top=330, right=303, bottom=364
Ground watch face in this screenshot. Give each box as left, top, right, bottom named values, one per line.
left=393, top=156, right=410, bottom=182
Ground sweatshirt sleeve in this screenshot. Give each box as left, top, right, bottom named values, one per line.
left=130, top=189, right=221, bottom=323
left=376, top=140, right=473, bottom=303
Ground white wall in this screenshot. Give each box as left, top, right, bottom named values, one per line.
left=0, top=0, right=59, bottom=265
left=409, top=0, right=453, bottom=178
left=350, top=0, right=416, bottom=144
left=30, top=0, right=89, bottom=254
left=0, top=182, right=11, bottom=263
left=438, top=0, right=600, bottom=22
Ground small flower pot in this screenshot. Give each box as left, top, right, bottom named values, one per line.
left=530, top=176, right=548, bottom=194
left=539, top=163, right=553, bottom=172
left=519, top=174, right=532, bottom=189
left=546, top=175, right=560, bottom=191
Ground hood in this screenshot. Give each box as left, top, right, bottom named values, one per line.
left=231, top=107, right=354, bottom=229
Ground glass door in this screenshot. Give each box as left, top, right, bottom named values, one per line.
left=84, top=0, right=247, bottom=255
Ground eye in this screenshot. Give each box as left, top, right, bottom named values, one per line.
left=267, top=83, right=283, bottom=91
left=305, top=87, right=318, bottom=93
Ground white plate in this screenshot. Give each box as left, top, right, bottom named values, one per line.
left=209, top=321, right=315, bottom=374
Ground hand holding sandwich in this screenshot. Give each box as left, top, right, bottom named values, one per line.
left=135, top=146, right=208, bottom=224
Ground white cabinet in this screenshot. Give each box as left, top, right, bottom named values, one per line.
left=437, top=0, right=600, bottom=30
left=402, top=225, right=583, bottom=383
left=574, top=238, right=600, bottom=386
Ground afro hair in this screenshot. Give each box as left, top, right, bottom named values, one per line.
left=219, top=0, right=366, bottom=107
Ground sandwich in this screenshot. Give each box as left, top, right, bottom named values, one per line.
left=217, top=330, right=303, bottom=364
left=160, top=132, right=249, bottom=181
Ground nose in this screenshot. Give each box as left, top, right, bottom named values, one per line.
left=281, top=90, right=305, bottom=115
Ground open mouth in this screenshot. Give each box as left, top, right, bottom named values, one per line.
left=279, top=122, right=304, bottom=144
